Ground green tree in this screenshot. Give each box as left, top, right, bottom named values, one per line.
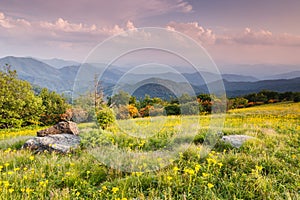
left=178, top=93, right=194, bottom=104
left=111, top=91, right=131, bottom=106
left=72, top=93, right=96, bottom=122
left=229, top=97, right=249, bottom=109
left=0, top=65, right=44, bottom=128
left=39, top=88, right=69, bottom=125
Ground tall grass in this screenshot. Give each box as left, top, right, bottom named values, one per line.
left=0, top=102, right=299, bottom=199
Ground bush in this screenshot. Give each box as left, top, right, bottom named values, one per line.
left=181, top=102, right=199, bottom=115
left=165, top=104, right=180, bottom=115
left=114, top=105, right=130, bottom=120
left=96, top=106, right=116, bottom=129
left=294, top=93, right=300, bottom=102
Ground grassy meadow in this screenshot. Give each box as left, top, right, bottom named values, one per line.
left=0, top=102, right=299, bottom=199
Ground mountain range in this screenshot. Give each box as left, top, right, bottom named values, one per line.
left=0, top=56, right=299, bottom=98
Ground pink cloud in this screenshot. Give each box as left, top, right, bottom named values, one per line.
left=0, top=12, right=31, bottom=28
left=218, top=28, right=300, bottom=46
left=166, top=21, right=216, bottom=45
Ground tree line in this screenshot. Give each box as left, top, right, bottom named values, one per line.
left=1, top=64, right=299, bottom=129
left=228, top=90, right=300, bottom=109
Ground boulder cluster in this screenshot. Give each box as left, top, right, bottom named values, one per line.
left=23, top=121, right=80, bottom=153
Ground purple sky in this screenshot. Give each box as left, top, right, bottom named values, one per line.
left=0, top=0, right=300, bottom=66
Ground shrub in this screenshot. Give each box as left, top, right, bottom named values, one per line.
left=96, top=106, right=116, bottom=129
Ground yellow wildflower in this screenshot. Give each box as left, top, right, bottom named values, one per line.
left=102, top=185, right=107, bottom=191
left=167, top=176, right=173, bottom=181
left=202, top=173, right=209, bottom=177
left=26, top=187, right=33, bottom=194
left=255, top=165, right=263, bottom=171
left=65, top=171, right=71, bottom=176
left=3, top=181, right=9, bottom=187
left=14, top=167, right=20, bottom=171
left=184, top=168, right=195, bottom=175
left=112, top=187, right=119, bottom=194
left=173, top=166, right=179, bottom=173
left=207, top=183, right=214, bottom=189
left=195, top=164, right=201, bottom=172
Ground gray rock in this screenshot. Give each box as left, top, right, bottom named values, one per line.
left=37, top=121, right=79, bottom=137
left=221, top=135, right=255, bottom=148
left=23, top=134, right=80, bottom=153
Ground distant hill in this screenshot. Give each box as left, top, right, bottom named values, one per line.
left=221, top=64, right=300, bottom=79
left=224, top=78, right=300, bottom=97
left=39, top=58, right=80, bottom=68
left=264, top=71, right=300, bottom=80
left=0, top=56, right=299, bottom=99
left=222, top=74, right=258, bottom=82
left=0, top=56, right=76, bottom=93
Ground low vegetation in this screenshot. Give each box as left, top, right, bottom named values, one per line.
left=0, top=102, right=299, bottom=199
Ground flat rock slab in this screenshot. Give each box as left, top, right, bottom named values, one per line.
left=23, top=134, right=80, bottom=153
left=221, top=135, right=255, bottom=148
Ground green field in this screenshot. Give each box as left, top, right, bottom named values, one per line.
left=0, top=102, right=299, bottom=199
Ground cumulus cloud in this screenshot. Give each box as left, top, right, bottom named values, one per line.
left=0, top=12, right=139, bottom=41
left=40, top=18, right=97, bottom=33
left=126, top=20, right=136, bottom=30
left=166, top=22, right=300, bottom=47
left=0, top=12, right=31, bottom=28
left=218, top=28, right=300, bottom=46
left=166, top=21, right=216, bottom=45
left=38, top=18, right=140, bottom=37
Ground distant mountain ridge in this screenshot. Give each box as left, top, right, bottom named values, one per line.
left=264, top=71, right=300, bottom=80
left=0, top=56, right=299, bottom=98
left=39, top=58, right=80, bottom=68
left=0, top=56, right=77, bottom=93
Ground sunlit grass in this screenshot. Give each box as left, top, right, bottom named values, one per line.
left=0, top=102, right=299, bottom=199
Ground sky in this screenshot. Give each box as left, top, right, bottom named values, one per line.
left=0, top=0, right=300, bottom=68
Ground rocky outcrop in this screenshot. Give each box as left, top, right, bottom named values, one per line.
left=37, top=121, right=79, bottom=137
left=23, top=121, right=80, bottom=153
left=23, top=134, right=80, bottom=153
left=221, top=135, right=255, bottom=148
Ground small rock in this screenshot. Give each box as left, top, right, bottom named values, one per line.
left=37, top=121, right=79, bottom=137
left=23, top=134, right=80, bottom=153
left=221, top=135, right=255, bottom=148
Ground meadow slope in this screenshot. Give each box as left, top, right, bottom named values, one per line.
left=0, top=102, right=299, bottom=199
